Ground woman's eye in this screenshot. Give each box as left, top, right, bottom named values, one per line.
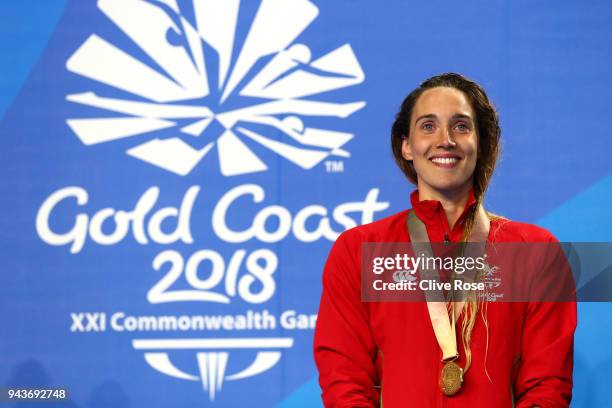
left=455, top=123, right=469, bottom=132
left=422, top=123, right=435, bottom=131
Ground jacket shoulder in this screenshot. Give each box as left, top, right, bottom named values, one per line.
left=339, top=210, right=409, bottom=243
left=490, top=218, right=558, bottom=242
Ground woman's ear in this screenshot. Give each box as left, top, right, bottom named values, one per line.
left=401, top=137, right=413, bottom=161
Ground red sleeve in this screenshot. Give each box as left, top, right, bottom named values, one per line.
left=514, top=237, right=577, bottom=408
left=314, top=230, right=380, bottom=407
left=513, top=301, right=576, bottom=408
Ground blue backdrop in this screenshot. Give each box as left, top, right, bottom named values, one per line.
left=1, top=0, right=611, bottom=406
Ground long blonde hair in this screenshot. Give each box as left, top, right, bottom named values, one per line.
left=459, top=208, right=501, bottom=376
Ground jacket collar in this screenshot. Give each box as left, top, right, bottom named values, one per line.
left=409, top=189, right=477, bottom=232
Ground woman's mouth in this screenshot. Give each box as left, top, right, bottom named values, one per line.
left=429, top=156, right=461, bottom=168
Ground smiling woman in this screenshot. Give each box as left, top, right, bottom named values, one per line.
left=314, top=73, right=576, bottom=407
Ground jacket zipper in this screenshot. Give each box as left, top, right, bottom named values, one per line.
left=437, top=205, right=452, bottom=245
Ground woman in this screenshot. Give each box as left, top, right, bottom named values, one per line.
left=314, top=73, right=576, bottom=407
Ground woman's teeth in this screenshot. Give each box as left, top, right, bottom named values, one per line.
left=431, top=157, right=458, bottom=164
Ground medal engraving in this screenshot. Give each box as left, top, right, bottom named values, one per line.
left=439, top=361, right=463, bottom=396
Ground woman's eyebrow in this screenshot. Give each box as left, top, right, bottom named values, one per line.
left=451, top=113, right=474, bottom=121
left=414, top=113, right=474, bottom=123
left=414, top=113, right=437, bottom=123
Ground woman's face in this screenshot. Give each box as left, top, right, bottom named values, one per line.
left=402, top=86, right=478, bottom=198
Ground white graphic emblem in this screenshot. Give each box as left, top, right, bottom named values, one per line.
left=481, top=262, right=503, bottom=302
left=133, top=338, right=293, bottom=401
left=65, top=0, right=366, bottom=176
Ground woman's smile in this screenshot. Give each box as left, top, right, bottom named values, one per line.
left=429, top=154, right=462, bottom=168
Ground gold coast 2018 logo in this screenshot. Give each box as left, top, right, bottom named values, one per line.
left=65, top=0, right=365, bottom=176
left=37, top=183, right=389, bottom=400
left=38, top=0, right=374, bottom=401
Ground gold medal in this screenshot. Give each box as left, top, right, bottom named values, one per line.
left=439, top=360, right=463, bottom=396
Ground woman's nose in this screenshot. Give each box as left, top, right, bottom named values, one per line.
left=436, top=127, right=457, bottom=148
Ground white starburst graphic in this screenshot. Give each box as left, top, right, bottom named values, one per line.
left=65, top=0, right=365, bottom=176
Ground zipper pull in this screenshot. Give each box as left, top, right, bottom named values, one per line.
left=444, top=233, right=450, bottom=246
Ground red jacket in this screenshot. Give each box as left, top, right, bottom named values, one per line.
left=314, top=190, right=576, bottom=407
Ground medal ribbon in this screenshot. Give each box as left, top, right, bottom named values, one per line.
left=406, top=205, right=490, bottom=362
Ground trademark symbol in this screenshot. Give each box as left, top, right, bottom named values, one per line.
left=324, top=160, right=344, bottom=173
